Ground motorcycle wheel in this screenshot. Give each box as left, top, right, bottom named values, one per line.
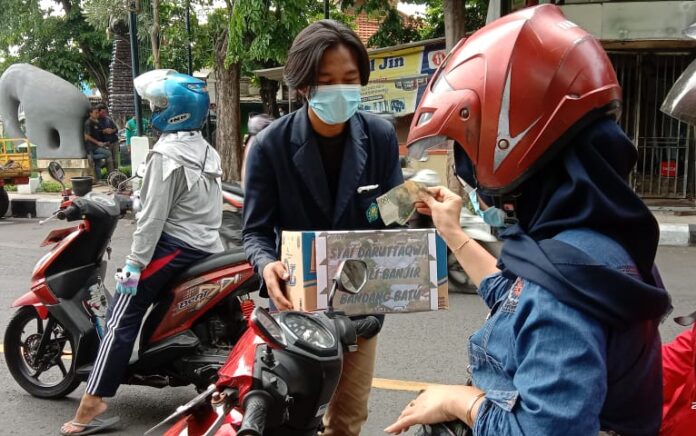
left=0, top=187, right=9, bottom=218
left=447, top=251, right=477, bottom=294
left=4, top=306, right=80, bottom=398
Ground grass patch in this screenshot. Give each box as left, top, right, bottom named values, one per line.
left=40, top=181, right=65, bottom=193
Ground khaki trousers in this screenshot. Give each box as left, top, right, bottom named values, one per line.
left=320, top=335, right=378, bottom=436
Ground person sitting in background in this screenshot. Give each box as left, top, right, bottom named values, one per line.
left=84, top=106, right=114, bottom=181
left=96, top=104, right=120, bottom=166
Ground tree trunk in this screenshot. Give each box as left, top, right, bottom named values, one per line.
left=259, top=77, right=280, bottom=117
left=151, top=0, right=161, bottom=68
left=444, top=0, right=467, bottom=194
left=214, top=31, right=243, bottom=181
left=444, top=0, right=467, bottom=51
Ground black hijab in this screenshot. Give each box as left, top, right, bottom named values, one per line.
left=456, top=118, right=671, bottom=327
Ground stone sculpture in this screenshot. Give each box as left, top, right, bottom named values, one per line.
left=0, top=64, right=91, bottom=159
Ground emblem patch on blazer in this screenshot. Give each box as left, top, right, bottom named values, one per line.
left=366, top=202, right=379, bottom=223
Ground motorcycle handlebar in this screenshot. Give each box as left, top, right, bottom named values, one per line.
left=237, top=390, right=273, bottom=436
left=58, top=205, right=81, bottom=221
left=114, top=194, right=132, bottom=214
left=351, top=316, right=381, bottom=340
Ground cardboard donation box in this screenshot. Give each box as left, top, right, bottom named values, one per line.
left=281, top=229, right=448, bottom=316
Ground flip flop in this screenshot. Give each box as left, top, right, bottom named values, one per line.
left=59, top=416, right=120, bottom=436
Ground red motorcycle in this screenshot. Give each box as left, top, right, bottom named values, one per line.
left=3, top=163, right=260, bottom=399
left=147, top=260, right=381, bottom=436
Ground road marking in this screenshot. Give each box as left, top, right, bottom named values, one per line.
left=0, top=343, right=442, bottom=392
left=372, top=377, right=444, bottom=392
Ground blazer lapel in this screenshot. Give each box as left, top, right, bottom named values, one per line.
left=333, top=115, right=368, bottom=226
left=291, top=108, right=333, bottom=221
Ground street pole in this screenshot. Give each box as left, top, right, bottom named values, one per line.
left=186, top=0, right=193, bottom=75
left=324, top=0, right=329, bottom=19
left=129, top=2, right=143, bottom=136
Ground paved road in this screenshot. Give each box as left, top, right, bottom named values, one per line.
left=0, top=218, right=694, bottom=435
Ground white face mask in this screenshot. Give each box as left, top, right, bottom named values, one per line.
left=308, top=84, right=361, bottom=125
left=467, top=188, right=507, bottom=228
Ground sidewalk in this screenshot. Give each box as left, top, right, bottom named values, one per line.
left=3, top=190, right=696, bottom=246
left=4, top=185, right=113, bottom=221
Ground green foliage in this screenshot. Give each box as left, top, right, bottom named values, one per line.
left=4, top=185, right=17, bottom=192
left=83, top=0, right=212, bottom=73
left=348, top=0, right=490, bottom=48
left=227, top=0, right=326, bottom=73
left=40, top=181, right=64, bottom=193
left=0, top=0, right=111, bottom=91
left=419, top=1, right=445, bottom=40
left=119, top=165, right=132, bottom=176
left=367, top=7, right=421, bottom=48
left=417, top=0, right=489, bottom=40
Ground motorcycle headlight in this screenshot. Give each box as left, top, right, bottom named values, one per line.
left=281, top=313, right=336, bottom=351
left=250, top=307, right=287, bottom=349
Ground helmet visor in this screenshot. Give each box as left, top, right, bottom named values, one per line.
left=134, top=69, right=176, bottom=113
left=407, top=135, right=449, bottom=161
left=661, top=58, right=696, bottom=125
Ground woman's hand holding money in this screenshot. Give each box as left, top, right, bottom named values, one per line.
left=417, top=186, right=499, bottom=287
left=416, top=186, right=463, bottom=242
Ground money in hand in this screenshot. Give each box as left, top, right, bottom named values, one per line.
left=377, top=180, right=429, bottom=225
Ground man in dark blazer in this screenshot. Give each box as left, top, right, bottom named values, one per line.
left=243, top=20, right=403, bottom=436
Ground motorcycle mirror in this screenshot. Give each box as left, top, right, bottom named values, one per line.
left=337, top=260, right=368, bottom=294
left=47, top=161, right=65, bottom=184
left=250, top=307, right=287, bottom=349
left=327, top=259, right=368, bottom=312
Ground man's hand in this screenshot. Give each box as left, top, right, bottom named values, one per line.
left=262, top=261, right=293, bottom=310
left=104, top=128, right=117, bottom=134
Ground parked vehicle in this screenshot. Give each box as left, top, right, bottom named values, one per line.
left=3, top=162, right=260, bottom=399
left=0, top=138, right=32, bottom=216
left=148, top=259, right=381, bottom=436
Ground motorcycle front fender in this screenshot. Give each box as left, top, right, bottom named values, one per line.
left=163, top=413, right=240, bottom=436
left=11, top=292, right=49, bottom=319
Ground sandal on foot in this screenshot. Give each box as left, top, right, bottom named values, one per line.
left=59, top=416, right=120, bottom=436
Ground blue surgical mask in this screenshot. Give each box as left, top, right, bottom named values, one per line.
left=468, top=189, right=507, bottom=228
left=308, top=84, right=361, bottom=125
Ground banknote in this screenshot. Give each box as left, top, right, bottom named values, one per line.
left=377, top=180, right=429, bottom=225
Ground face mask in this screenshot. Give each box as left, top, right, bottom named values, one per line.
left=468, top=189, right=507, bottom=228
left=308, top=84, right=361, bottom=125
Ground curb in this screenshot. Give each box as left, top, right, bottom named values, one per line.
left=3, top=196, right=696, bottom=247
left=658, top=223, right=696, bottom=247
left=4, top=196, right=61, bottom=219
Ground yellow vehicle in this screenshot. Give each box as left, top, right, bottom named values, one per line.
left=0, top=138, right=33, bottom=216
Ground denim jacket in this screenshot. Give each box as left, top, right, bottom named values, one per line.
left=470, top=228, right=662, bottom=436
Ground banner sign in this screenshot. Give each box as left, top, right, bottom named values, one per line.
left=360, top=40, right=447, bottom=116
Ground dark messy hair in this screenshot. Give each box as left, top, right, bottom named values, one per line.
left=284, top=20, right=370, bottom=93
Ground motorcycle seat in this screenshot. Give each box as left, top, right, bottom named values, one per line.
left=221, top=181, right=244, bottom=197
left=176, top=248, right=248, bottom=282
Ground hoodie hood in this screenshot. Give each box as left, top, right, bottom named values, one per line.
left=152, top=131, right=222, bottom=190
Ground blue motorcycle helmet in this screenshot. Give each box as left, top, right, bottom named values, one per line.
left=133, top=69, right=209, bottom=132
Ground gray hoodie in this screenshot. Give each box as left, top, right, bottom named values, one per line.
left=126, top=131, right=223, bottom=268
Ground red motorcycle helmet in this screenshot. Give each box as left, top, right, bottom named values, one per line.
left=407, top=4, right=622, bottom=194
